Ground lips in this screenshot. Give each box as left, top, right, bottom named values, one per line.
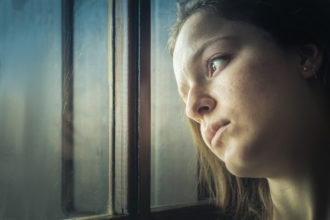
left=205, top=121, right=230, bottom=148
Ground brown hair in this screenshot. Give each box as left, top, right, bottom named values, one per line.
left=189, top=120, right=271, bottom=219
left=168, top=0, right=330, bottom=219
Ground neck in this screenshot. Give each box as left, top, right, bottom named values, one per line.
left=268, top=175, right=314, bottom=220
left=267, top=149, right=330, bottom=220
left=266, top=89, right=330, bottom=220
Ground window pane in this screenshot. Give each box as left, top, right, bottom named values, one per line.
left=0, top=0, right=112, bottom=219
left=0, top=0, right=63, bottom=219
left=73, top=0, right=110, bottom=214
left=150, top=0, right=199, bottom=208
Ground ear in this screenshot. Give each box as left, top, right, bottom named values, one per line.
left=299, top=44, right=323, bottom=79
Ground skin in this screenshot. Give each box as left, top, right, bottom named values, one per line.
left=173, top=10, right=329, bottom=220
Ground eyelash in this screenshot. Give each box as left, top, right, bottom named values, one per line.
left=207, top=55, right=231, bottom=77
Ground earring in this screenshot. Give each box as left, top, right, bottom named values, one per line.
left=303, top=66, right=318, bottom=79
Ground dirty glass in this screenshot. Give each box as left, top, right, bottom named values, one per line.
left=0, top=0, right=111, bottom=219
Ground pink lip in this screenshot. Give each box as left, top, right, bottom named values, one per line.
left=205, top=121, right=230, bottom=148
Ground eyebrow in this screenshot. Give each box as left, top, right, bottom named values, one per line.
left=190, top=36, right=236, bottom=64
left=181, top=36, right=236, bottom=81
left=177, top=36, right=236, bottom=101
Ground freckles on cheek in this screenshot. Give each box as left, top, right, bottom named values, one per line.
left=222, top=49, right=286, bottom=118
left=237, top=58, right=278, bottom=96
left=225, top=66, right=274, bottom=123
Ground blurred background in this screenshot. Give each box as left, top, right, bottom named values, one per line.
left=0, top=0, right=199, bottom=219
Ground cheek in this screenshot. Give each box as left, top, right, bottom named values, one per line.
left=223, top=66, right=276, bottom=121
left=218, top=54, right=303, bottom=168
left=225, top=50, right=297, bottom=122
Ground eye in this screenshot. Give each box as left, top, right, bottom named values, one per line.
left=207, top=56, right=229, bottom=77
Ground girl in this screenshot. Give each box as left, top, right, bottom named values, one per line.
left=169, top=0, right=330, bottom=219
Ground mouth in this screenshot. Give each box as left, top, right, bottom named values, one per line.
left=206, top=121, right=230, bottom=148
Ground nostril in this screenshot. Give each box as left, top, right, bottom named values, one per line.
left=198, top=106, right=210, bottom=114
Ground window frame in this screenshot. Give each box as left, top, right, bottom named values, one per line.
left=61, top=0, right=221, bottom=219
left=113, top=0, right=219, bottom=219
left=61, top=0, right=112, bottom=217
left=61, top=0, right=75, bottom=214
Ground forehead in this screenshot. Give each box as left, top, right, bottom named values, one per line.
left=176, top=10, right=226, bottom=48
left=172, top=10, right=275, bottom=80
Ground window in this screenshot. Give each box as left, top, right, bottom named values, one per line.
left=0, top=0, right=219, bottom=219
left=0, top=0, right=111, bottom=219
left=150, top=0, right=198, bottom=208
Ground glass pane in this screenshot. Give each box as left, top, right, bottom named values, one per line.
left=150, top=0, right=199, bottom=208
left=73, top=0, right=110, bottom=214
left=0, top=0, right=112, bottom=219
left=0, top=0, right=63, bottom=219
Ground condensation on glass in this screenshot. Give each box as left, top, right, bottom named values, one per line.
left=73, top=0, right=110, bottom=215
left=0, top=0, right=112, bottom=219
left=150, top=0, right=199, bottom=208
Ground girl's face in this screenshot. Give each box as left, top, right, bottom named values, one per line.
left=173, top=10, right=321, bottom=178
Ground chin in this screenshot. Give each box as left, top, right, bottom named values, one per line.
left=222, top=143, right=265, bottom=178
left=225, top=162, right=257, bottom=178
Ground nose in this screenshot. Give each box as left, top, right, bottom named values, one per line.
left=185, top=86, right=216, bottom=123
